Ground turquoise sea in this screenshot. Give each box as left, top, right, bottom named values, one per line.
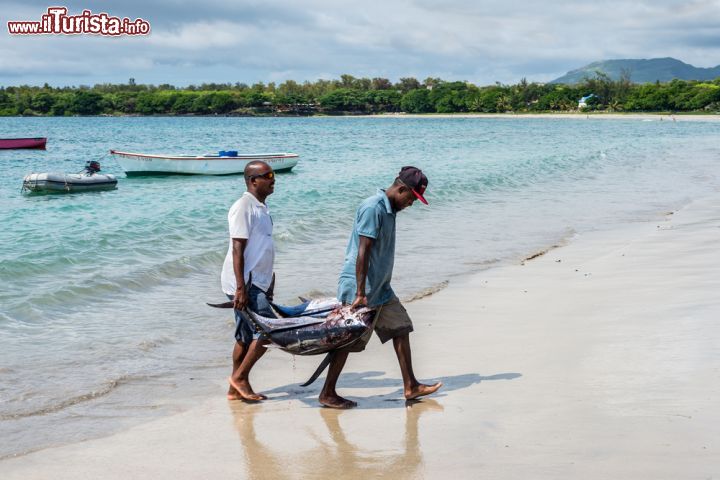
left=1, top=116, right=719, bottom=457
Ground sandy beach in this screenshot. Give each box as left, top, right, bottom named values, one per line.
left=372, top=112, right=720, bottom=122
left=2, top=193, right=719, bottom=479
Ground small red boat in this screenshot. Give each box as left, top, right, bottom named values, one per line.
left=0, top=137, right=47, bottom=149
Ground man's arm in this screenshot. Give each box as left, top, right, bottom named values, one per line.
left=351, top=235, right=373, bottom=309
left=232, top=238, right=248, bottom=310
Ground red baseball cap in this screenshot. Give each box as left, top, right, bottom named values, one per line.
left=398, top=166, right=428, bottom=205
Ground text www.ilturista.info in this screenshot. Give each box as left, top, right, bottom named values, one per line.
left=7, top=7, right=150, bottom=36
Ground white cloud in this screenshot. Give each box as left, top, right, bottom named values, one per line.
left=148, top=21, right=253, bottom=50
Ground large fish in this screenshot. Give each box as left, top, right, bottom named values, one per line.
left=248, top=301, right=375, bottom=356
left=208, top=297, right=375, bottom=385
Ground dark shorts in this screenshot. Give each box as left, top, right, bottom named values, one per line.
left=227, top=285, right=276, bottom=345
left=343, top=297, right=414, bottom=353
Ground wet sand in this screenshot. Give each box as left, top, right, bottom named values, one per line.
left=1, top=196, right=718, bottom=479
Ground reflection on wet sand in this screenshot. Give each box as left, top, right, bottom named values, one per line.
left=230, top=403, right=289, bottom=480
left=230, top=399, right=443, bottom=480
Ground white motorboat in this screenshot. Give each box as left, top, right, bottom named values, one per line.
left=109, top=150, right=299, bottom=176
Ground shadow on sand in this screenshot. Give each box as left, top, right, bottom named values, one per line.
left=261, top=371, right=522, bottom=409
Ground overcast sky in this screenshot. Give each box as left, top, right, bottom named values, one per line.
left=2, top=0, right=720, bottom=87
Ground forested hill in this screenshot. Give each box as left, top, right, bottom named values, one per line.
left=551, top=58, right=720, bottom=84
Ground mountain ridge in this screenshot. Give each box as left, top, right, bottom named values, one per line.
left=550, top=58, right=720, bottom=84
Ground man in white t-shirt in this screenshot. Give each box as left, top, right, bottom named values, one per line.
left=222, top=160, right=277, bottom=402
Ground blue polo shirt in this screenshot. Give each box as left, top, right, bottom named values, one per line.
left=338, top=189, right=396, bottom=307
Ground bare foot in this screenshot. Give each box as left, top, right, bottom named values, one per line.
left=228, top=377, right=267, bottom=402
left=405, top=381, right=443, bottom=400
left=227, top=385, right=240, bottom=400
left=319, top=393, right=357, bottom=409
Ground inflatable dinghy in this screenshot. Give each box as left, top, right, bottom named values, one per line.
left=23, top=161, right=117, bottom=193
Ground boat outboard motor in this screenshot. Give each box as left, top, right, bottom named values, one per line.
left=84, top=161, right=102, bottom=174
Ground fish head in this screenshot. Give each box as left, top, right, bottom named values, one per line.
left=349, top=306, right=376, bottom=328
left=326, top=305, right=375, bottom=335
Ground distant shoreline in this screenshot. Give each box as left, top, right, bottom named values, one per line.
left=366, top=112, right=720, bottom=121
left=5, top=112, right=720, bottom=121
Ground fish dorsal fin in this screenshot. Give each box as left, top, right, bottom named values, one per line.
left=270, top=300, right=311, bottom=318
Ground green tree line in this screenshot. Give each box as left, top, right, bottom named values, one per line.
left=2, top=73, right=720, bottom=116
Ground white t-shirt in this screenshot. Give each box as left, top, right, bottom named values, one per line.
left=221, top=192, right=275, bottom=295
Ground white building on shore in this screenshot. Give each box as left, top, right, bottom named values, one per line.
left=578, top=94, right=596, bottom=109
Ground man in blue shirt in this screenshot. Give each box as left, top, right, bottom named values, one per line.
left=320, top=166, right=443, bottom=409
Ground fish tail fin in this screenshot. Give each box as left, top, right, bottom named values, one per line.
left=206, top=301, right=234, bottom=308
left=300, top=351, right=335, bottom=387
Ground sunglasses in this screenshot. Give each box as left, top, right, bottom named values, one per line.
left=249, top=171, right=275, bottom=180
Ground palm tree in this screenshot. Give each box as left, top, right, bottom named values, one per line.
left=496, top=93, right=510, bottom=112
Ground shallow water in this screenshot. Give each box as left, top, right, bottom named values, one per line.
left=1, top=116, right=720, bottom=457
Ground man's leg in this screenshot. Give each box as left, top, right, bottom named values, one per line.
left=228, top=341, right=248, bottom=399
left=229, top=285, right=276, bottom=401
left=319, top=351, right=357, bottom=409
left=230, top=338, right=269, bottom=401
left=228, top=300, right=250, bottom=400
left=376, top=300, right=441, bottom=400
left=228, top=297, right=258, bottom=400
left=392, top=333, right=442, bottom=400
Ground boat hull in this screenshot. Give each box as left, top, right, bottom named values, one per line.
left=0, top=137, right=47, bottom=149
left=110, top=150, right=299, bottom=176
left=23, top=172, right=118, bottom=193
